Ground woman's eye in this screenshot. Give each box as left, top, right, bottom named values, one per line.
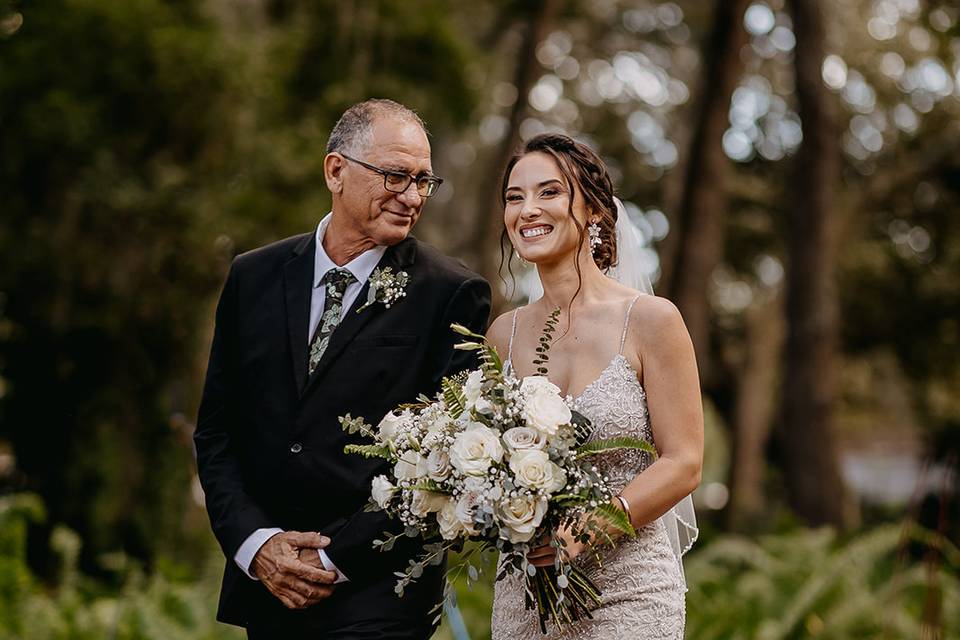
left=505, top=194, right=522, bottom=202
left=541, top=189, right=559, bottom=197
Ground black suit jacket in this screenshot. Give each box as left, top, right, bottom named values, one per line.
left=194, top=231, right=491, bottom=633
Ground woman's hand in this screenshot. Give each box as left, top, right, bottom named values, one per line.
left=526, top=499, right=630, bottom=567
left=527, top=526, right=590, bottom=567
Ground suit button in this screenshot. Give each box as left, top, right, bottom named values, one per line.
left=290, top=443, right=303, bottom=454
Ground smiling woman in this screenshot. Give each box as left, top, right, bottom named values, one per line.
left=486, top=133, right=703, bottom=640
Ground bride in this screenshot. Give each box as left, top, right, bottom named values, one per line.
left=486, top=133, right=704, bottom=639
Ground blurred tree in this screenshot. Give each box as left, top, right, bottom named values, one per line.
left=0, top=0, right=480, bottom=576
left=777, top=0, right=850, bottom=527
left=660, top=0, right=751, bottom=378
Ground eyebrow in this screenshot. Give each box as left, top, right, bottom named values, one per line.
left=505, top=179, right=564, bottom=192
left=384, top=164, right=436, bottom=177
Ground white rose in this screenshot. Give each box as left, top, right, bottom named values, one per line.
left=449, top=422, right=504, bottom=476
left=497, top=495, right=548, bottom=543
left=371, top=475, right=397, bottom=509
left=454, top=493, right=481, bottom=535
left=394, top=449, right=428, bottom=481
left=376, top=411, right=403, bottom=445
left=377, top=409, right=414, bottom=446
left=522, top=391, right=572, bottom=436
left=426, top=448, right=452, bottom=481
left=437, top=498, right=466, bottom=540
left=502, top=426, right=547, bottom=453
left=509, top=449, right=567, bottom=493
left=520, top=375, right=561, bottom=397
left=463, top=369, right=483, bottom=409
left=410, top=489, right=448, bottom=517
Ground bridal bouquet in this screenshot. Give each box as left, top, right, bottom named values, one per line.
left=339, top=315, right=655, bottom=633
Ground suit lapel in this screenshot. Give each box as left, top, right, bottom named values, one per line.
left=302, top=237, right=417, bottom=396
left=283, top=233, right=316, bottom=395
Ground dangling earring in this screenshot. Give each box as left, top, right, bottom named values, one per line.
left=588, top=221, right=602, bottom=254
left=512, top=244, right=529, bottom=267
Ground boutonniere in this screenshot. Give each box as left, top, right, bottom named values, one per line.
left=357, top=266, right=409, bottom=313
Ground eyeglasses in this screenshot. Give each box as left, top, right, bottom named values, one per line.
left=339, top=153, right=443, bottom=198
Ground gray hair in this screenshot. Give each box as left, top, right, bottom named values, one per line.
left=326, top=99, right=428, bottom=156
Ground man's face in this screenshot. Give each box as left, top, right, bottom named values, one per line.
left=334, top=117, right=433, bottom=247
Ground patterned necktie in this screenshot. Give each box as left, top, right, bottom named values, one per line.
left=308, top=267, right=357, bottom=375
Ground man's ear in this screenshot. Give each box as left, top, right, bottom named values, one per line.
left=324, top=153, right=345, bottom=194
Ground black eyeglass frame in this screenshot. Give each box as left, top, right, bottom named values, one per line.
left=339, top=153, right=443, bottom=198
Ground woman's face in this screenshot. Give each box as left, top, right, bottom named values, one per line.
left=504, top=152, right=592, bottom=267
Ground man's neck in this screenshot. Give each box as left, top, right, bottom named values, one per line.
left=322, top=214, right=377, bottom=266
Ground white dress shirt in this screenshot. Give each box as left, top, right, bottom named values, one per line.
left=234, top=213, right=386, bottom=583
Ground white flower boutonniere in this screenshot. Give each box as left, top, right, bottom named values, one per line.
left=357, top=266, right=409, bottom=313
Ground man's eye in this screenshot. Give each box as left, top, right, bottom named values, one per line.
left=385, top=173, right=408, bottom=186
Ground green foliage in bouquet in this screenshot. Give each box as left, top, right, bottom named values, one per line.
left=339, top=321, right=659, bottom=633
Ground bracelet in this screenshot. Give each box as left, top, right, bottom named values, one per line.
left=615, top=495, right=633, bottom=526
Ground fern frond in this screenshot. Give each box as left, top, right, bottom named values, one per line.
left=575, top=436, right=656, bottom=459
left=480, top=343, right=503, bottom=375
left=343, top=444, right=393, bottom=460
left=442, top=376, right=466, bottom=418
left=588, top=502, right=636, bottom=538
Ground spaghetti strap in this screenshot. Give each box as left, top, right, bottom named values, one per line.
left=507, top=308, right=520, bottom=362
left=619, top=295, right=642, bottom=355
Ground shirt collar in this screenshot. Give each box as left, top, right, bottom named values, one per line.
left=313, top=213, right=387, bottom=289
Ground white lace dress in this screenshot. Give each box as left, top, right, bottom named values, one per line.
left=490, top=299, right=686, bottom=640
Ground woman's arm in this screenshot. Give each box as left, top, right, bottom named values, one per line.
left=618, top=296, right=704, bottom=527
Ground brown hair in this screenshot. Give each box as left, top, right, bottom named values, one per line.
left=499, top=133, right=619, bottom=304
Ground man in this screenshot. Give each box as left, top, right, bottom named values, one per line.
left=195, top=99, right=491, bottom=638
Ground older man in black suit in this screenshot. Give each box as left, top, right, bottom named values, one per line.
left=195, top=99, right=491, bottom=639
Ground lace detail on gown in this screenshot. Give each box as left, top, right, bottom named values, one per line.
left=491, top=348, right=686, bottom=639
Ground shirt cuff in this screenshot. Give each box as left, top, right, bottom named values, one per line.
left=234, top=527, right=284, bottom=580
left=318, top=549, right=350, bottom=583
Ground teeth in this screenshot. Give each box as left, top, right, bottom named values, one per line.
left=522, top=226, right=552, bottom=238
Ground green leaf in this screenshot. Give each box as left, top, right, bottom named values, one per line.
left=343, top=444, right=393, bottom=460
left=339, top=413, right=374, bottom=437
left=441, top=376, right=466, bottom=418
left=589, top=502, right=636, bottom=538
left=575, top=436, right=657, bottom=459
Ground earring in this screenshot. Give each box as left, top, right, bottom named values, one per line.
left=588, top=221, right=602, bottom=254
left=512, top=245, right=529, bottom=267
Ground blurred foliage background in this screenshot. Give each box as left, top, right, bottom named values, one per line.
left=0, top=0, right=957, bottom=637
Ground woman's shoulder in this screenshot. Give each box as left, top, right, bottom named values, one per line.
left=630, top=292, right=681, bottom=321
left=486, top=307, right=520, bottom=352
left=626, top=293, right=691, bottom=357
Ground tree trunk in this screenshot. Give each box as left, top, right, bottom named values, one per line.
left=661, top=0, right=751, bottom=378
left=725, top=291, right=784, bottom=531
left=473, top=0, right=561, bottom=310
left=778, top=0, right=850, bottom=528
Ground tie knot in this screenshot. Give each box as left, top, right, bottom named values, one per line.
left=321, top=268, right=356, bottom=296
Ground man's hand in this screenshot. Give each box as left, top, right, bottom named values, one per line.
left=252, top=531, right=338, bottom=609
